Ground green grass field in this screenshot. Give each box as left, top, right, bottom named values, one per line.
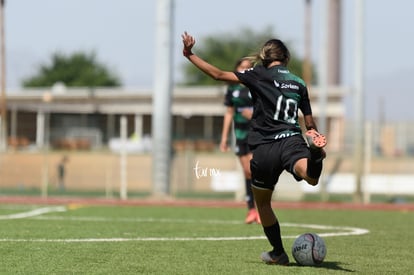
left=0, top=203, right=413, bottom=274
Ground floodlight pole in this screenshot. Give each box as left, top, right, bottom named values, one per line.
left=317, top=0, right=329, bottom=200
left=353, top=0, right=365, bottom=203
left=152, top=0, right=174, bottom=197
left=302, top=0, right=312, bottom=86
left=0, top=0, right=6, bottom=151
left=120, top=115, right=128, bottom=200
left=41, top=92, right=52, bottom=198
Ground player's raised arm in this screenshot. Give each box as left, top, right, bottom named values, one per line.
left=181, top=31, right=239, bottom=83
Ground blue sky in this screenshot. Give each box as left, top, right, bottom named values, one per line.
left=6, top=0, right=414, bottom=121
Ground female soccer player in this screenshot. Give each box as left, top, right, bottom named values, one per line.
left=220, top=57, right=260, bottom=224
left=182, top=31, right=327, bottom=265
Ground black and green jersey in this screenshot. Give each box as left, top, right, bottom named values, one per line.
left=235, top=65, right=312, bottom=146
left=224, top=83, right=253, bottom=141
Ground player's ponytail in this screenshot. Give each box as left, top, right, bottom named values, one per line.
left=258, top=39, right=290, bottom=67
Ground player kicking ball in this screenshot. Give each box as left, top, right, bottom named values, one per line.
left=182, top=31, right=326, bottom=265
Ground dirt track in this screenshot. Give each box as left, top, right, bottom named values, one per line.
left=0, top=196, right=413, bottom=212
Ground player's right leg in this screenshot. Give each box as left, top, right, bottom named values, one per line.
left=293, top=130, right=327, bottom=186
left=305, top=129, right=327, bottom=183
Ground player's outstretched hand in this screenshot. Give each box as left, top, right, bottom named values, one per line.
left=181, top=31, right=195, bottom=57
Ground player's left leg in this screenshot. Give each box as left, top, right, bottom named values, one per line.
left=252, top=186, right=289, bottom=265
left=250, top=142, right=289, bottom=265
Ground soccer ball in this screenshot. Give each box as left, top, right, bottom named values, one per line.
left=291, top=233, right=327, bottom=266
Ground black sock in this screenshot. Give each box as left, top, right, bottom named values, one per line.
left=310, top=149, right=324, bottom=162
left=307, top=150, right=324, bottom=179
left=245, top=179, right=255, bottom=209
left=307, top=159, right=323, bottom=178
left=263, top=222, right=285, bottom=256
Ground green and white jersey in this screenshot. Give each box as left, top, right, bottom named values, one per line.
left=235, top=65, right=312, bottom=146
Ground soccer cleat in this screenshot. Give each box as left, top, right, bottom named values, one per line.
left=245, top=209, right=259, bottom=224
left=261, top=251, right=289, bottom=266
left=305, top=129, right=327, bottom=150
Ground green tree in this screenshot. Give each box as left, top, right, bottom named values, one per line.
left=182, top=27, right=314, bottom=86
left=22, top=51, right=121, bottom=88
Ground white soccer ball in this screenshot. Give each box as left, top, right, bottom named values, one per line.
left=291, top=233, right=327, bottom=266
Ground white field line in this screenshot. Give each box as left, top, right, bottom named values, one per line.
left=0, top=206, right=66, bottom=220
left=0, top=227, right=367, bottom=243
left=0, top=205, right=40, bottom=210
left=31, top=216, right=370, bottom=237
left=32, top=216, right=370, bottom=237
left=282, top=222, right=370, bottom=237
left=33, top=216, right=244, bottom=224
left=0, top=206, right=370, bottom=242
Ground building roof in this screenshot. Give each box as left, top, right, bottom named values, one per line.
left=5, top=85, right=348, bottom=117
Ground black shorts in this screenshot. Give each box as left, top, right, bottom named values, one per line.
left=235, top=139, right=250, bottom=156
left=250, top=135, right=310, bottom=190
